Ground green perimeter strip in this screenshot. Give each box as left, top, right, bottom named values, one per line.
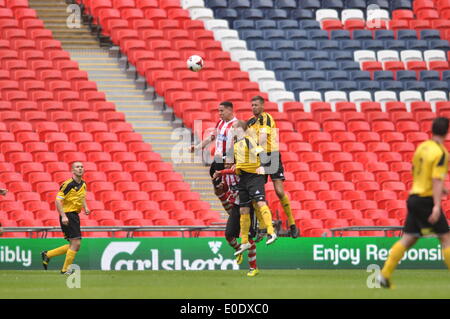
left=0, top=237, right=447, bottom=270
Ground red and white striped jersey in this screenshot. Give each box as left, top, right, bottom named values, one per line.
left=219, top=172, right=239, bottom=207
left=212, top=117, right=237, bottom=158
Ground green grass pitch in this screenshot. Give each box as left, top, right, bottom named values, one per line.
left=0, top=270, right=449, bottom=299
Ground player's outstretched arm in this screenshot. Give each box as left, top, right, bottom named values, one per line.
left=190, top=135, right=215, bottom=152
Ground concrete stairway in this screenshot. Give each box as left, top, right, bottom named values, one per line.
left=29, top=0, right=100, bottom=49
left=68, top=49, right=225, bottom=216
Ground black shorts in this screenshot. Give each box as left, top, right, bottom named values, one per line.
left=404, top=195, right=450, bottom=237
left=238, top=172, right=266, bottom=207
left=60, top=212, right=82, bottom=241
left=225, top=204, right=256, bottom=239
left=209, top=159, right=225, bottom=185
left=260, top=151, right=285, bottom=181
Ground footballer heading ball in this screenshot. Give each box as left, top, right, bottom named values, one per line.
left=187, top=55, right=204, bottom=72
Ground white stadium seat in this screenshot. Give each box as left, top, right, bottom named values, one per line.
left=230, top=50, right=257, bottom=63
left=190, top=8, right=214, bottom=20
left=239, top=60, right=265, bottom=72
left=221, top=40, right=247, bottom=53
left=423, top=50, right=447, bottom=62
left=181, top=0, right=204, bottom=10
left=400, top=50, right=423, bottom=62
left=250, top=70, right=276, bottom=83
left=349, top=91, right=372, bottom=111
left=299, top=91, right=322, bottom=112
left=367, top=8, right=390, bottom=22
left=374, top=91, right=398, bottom=111
left=341, top=9, right=364, bottom=23
left=377, top=50, right=400, bottom=62
left=316, top=9, right=339, bottom=22
left=400, top=91, right=423, bottom=111
left=324, top=91, right=348, bottom=111
left=425, top=91, right=448, bottom=111
left=261, top=81, right=286, bottom=93
left=213, top=29, right=239, bottom=42
left=269, top=91, right=295, bottom=111
left=354, top=50, right=377, bottom=63
left=203, top=19, right=228, bottom=30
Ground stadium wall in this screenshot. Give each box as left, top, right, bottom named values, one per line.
left=0, top=238, right=447, bottom=270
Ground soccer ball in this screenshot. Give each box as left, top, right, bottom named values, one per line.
left=187, top=55, right=204, bottom=72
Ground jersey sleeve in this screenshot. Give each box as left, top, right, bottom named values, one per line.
left=431, top=150, right=448, bottom=180
left=56, top=181, right=69, bottom=201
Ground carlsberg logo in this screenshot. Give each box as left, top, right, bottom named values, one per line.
left=101, top=241, right=239, bottom=271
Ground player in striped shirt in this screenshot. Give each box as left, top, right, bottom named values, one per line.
left=190, top=101, right=238, bottom=207
left=213, top=163, right=259, bottom=277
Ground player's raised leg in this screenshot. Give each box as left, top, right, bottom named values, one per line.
left=273, top=179, right=299, bottom=238
left=253, top=202, right=267, bottom=243
left=378, top=234, right=417, bottom=288
left=41, top=244, right=69, bottom=270
left=225, top=205, right=244, bottom=264
left=255, top=200, right=277, bottom=245
left=235, top=206, right=252, bottom=255
left=247, top=238, right=259, bottom=277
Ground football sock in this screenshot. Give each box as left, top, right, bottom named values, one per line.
left=227, top=238, right=240, bottom=250
left=259, top=205, right=274, bottom=235
left=61, top=249, right=77, bottom=273
left=46, top=244, right=69, bottom=258
left=253, top=202, right=266, bottom=230
left=381, top=241, right=407, bottom=279
left=239, top=214, right=251, bottom=244
left=280, top=194, right=295, bottom=226
left=443, top=246, right=450, bottom=269
left=248, top=238, right=257, bottom=269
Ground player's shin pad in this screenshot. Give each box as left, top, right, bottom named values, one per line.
left=259, top=205, right=274, bottom=235
left=253, top=202, right=266, bottom=230
left=240, top=214, right=251, bottom=244
left=381, top=241, right=406, bottom=279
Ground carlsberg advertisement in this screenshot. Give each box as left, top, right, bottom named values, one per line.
left=0, top=238, right=447, bottom=270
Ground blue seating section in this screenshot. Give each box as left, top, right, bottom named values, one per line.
left=205, top=0, right=449, bottom=101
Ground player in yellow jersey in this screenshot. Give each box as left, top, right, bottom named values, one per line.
left=231, top=120, right=277, bottom=255
left=41, top=162, right=90, bottom=275
left=378, top=117, right=450, bottom=288
left=247, top=95, right=299, bottom=239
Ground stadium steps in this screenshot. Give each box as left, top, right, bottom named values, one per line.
left=28, top=0, right=100, bottom=49
left=68, top=49, right=225, bottom=216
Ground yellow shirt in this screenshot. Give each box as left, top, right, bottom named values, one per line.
left=247, top=112, right=279, bottom=153
left=410, top=140, right=448, bottom=197
left=234, top=136, right=264, bottom=174
left=56, top=178, right=87, bottom=213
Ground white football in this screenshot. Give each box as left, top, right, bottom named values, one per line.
left=187, top=55, right=204, bottom=72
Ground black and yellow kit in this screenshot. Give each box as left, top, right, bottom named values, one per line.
left=56, top=178, right=87, bottom=240
left=226, top=204, right=256, bottom=239
left=247, top=112, right=285, bottom=180
left=405, top=140, right=449, bottom=236
left=234, top=136, right=266, bottom=207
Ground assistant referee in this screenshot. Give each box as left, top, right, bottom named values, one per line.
left=378, top=117, right=450, bottom=288
left=41, top=162, right=90, bottom=275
